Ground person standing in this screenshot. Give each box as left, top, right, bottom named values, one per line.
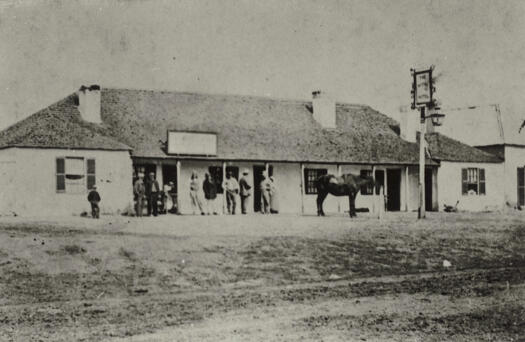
left=190, top=171, right=205, bottom=215
left=239, top=169, right=252, bottom=214
left=269, top=176, right=279, bottom=214
left=167, top=181, right=179, bottom=214
left=203, top=172, right=218, bottom=215
left=260, top=172, right=271, bottom=214
left=224, top=171, right=239, bottom=214
left=87, top=185, right=101, bottom=219
left=145, top=172, right=160, bottom=216
left=133, top=173, right=146, bottom=217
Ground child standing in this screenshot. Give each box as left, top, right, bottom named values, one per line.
left=87, top=185, right=101, bottom=219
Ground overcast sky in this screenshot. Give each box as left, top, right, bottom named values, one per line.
left=1, top=0, right=524, bottom=129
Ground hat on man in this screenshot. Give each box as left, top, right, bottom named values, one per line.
left=242, top=169, right=249, bottom=175
left=92, top=185, right=97, bottom=189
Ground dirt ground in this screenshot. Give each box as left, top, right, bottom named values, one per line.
left=0, top=211, right=524, bottom=341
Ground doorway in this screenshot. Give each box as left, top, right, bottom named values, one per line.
left=253, top=165, right=273, bottom=212
left=386, top=169, right=401, bottom=211
left=162, top=165, right=177, bottom=192
left=425, top=168, right=433, bottom=211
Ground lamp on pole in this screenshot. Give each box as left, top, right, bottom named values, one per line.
left=411, top=66, right=444, bottom=219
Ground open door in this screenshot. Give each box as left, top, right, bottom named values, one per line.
left=425, top=168, right=433, bottom=211
left=386, top=169, right=401, bottom=211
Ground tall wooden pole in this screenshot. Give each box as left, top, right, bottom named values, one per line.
left=419, top=106, right=426, bottom=219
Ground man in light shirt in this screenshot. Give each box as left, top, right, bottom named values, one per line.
left=223, top=171, right=239, bottom=214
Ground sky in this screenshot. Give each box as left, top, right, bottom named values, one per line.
left=1, top=0, right=525, bottom=129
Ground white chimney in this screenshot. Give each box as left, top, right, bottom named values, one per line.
left=399, top=105, right=419, bottom=143
left=312, top=90, right=336, bottom=129
left=77, top=85, right=101, bottom=124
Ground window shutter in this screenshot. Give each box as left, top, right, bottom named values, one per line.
left=461, top=168, right=468, bottom=195
left=518, top=168, right=525, bottom=206
left=56, top=158, right=65, bottom=192
left=304, top=169, right=310, bottom=194
left=87, top=159, right=96, bottom=190
left=479, top=168, right=486, bottom=195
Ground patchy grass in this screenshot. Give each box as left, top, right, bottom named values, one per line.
left=0, top=212, right=524, bottom=341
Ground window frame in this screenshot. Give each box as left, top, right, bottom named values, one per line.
left=359, top=169, right=374, bottom=195
left=56, top=156, right=93, bottom=194
left=304, top=168, right=327, bottom=195
left=461, top=167, right=486, bottom=196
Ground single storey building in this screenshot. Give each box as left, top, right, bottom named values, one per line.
left=434, top=104, right=525, bottom=208
left=0, top=85, right=503, bottom=216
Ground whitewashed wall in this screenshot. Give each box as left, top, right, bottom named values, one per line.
left=0, top=148, right=17, bottom=215
left=0, top=148, right=133, bottom=216
left=503, top=146, right=525, bottom=206
left=437, top=161, right=504, bottom=211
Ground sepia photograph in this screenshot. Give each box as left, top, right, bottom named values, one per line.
left=0, top=0, right=524, bottom=341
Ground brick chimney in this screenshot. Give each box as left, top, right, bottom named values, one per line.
left=77, top=85, right=101, bottom=123
left=312, top=90, right=336, bottom=129
left=399, top=105, right=418, bottom=143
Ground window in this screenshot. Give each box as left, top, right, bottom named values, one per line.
left=304, top=168, right=327, bottom=194
left=461, top=168, right=485, bottom=195
left=56, top=157, right=96, bottom=194
left=360, top=169, right=373, bottom=195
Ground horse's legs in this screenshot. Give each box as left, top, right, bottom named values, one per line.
left=317, top=192, right=327, bottom=216
left=348, top=193, right=356, bottom=218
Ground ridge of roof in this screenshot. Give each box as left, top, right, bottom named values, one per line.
left=99, top=86, right=374, bottom=109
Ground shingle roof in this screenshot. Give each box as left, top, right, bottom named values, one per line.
left=1, top=87, right=499, bottom=166
left=424, top=132, right=502, bottom=163
left=99, top=88, right=426, bottom=164
left=0, top=95, right=131, bottom=151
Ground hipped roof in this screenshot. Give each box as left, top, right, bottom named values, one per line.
left=0, top=87, right=498, bottom=165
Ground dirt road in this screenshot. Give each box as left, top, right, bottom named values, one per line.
left=0, top=212, right=524, bottom=341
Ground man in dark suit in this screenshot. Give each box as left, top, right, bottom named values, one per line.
left=145, top=172, right=160, bottom=216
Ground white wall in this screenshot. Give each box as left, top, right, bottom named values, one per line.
left=0, top=148, right=133, bottom=216
left=504, top=146, right=525, bottom=206
left=437, top=161, right=504, bottom=212
left=0, top=148, right=17, bottom=215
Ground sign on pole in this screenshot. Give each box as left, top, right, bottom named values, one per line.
left=411, top=67, right=434, bottom=109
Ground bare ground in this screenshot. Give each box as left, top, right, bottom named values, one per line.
left=0, top=212, right=524, bottom=341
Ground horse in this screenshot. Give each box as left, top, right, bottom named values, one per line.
left=315, top=173, right=375, bottom=217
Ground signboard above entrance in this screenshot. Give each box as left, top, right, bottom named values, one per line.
left=167, top=131, right=217, bottom=156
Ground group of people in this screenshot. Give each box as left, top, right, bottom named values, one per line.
left=133, top=172, right=178, bottom=217
left=189, top=168, right=279, bottom=215
left=130, top=168, right=279, bottom=217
